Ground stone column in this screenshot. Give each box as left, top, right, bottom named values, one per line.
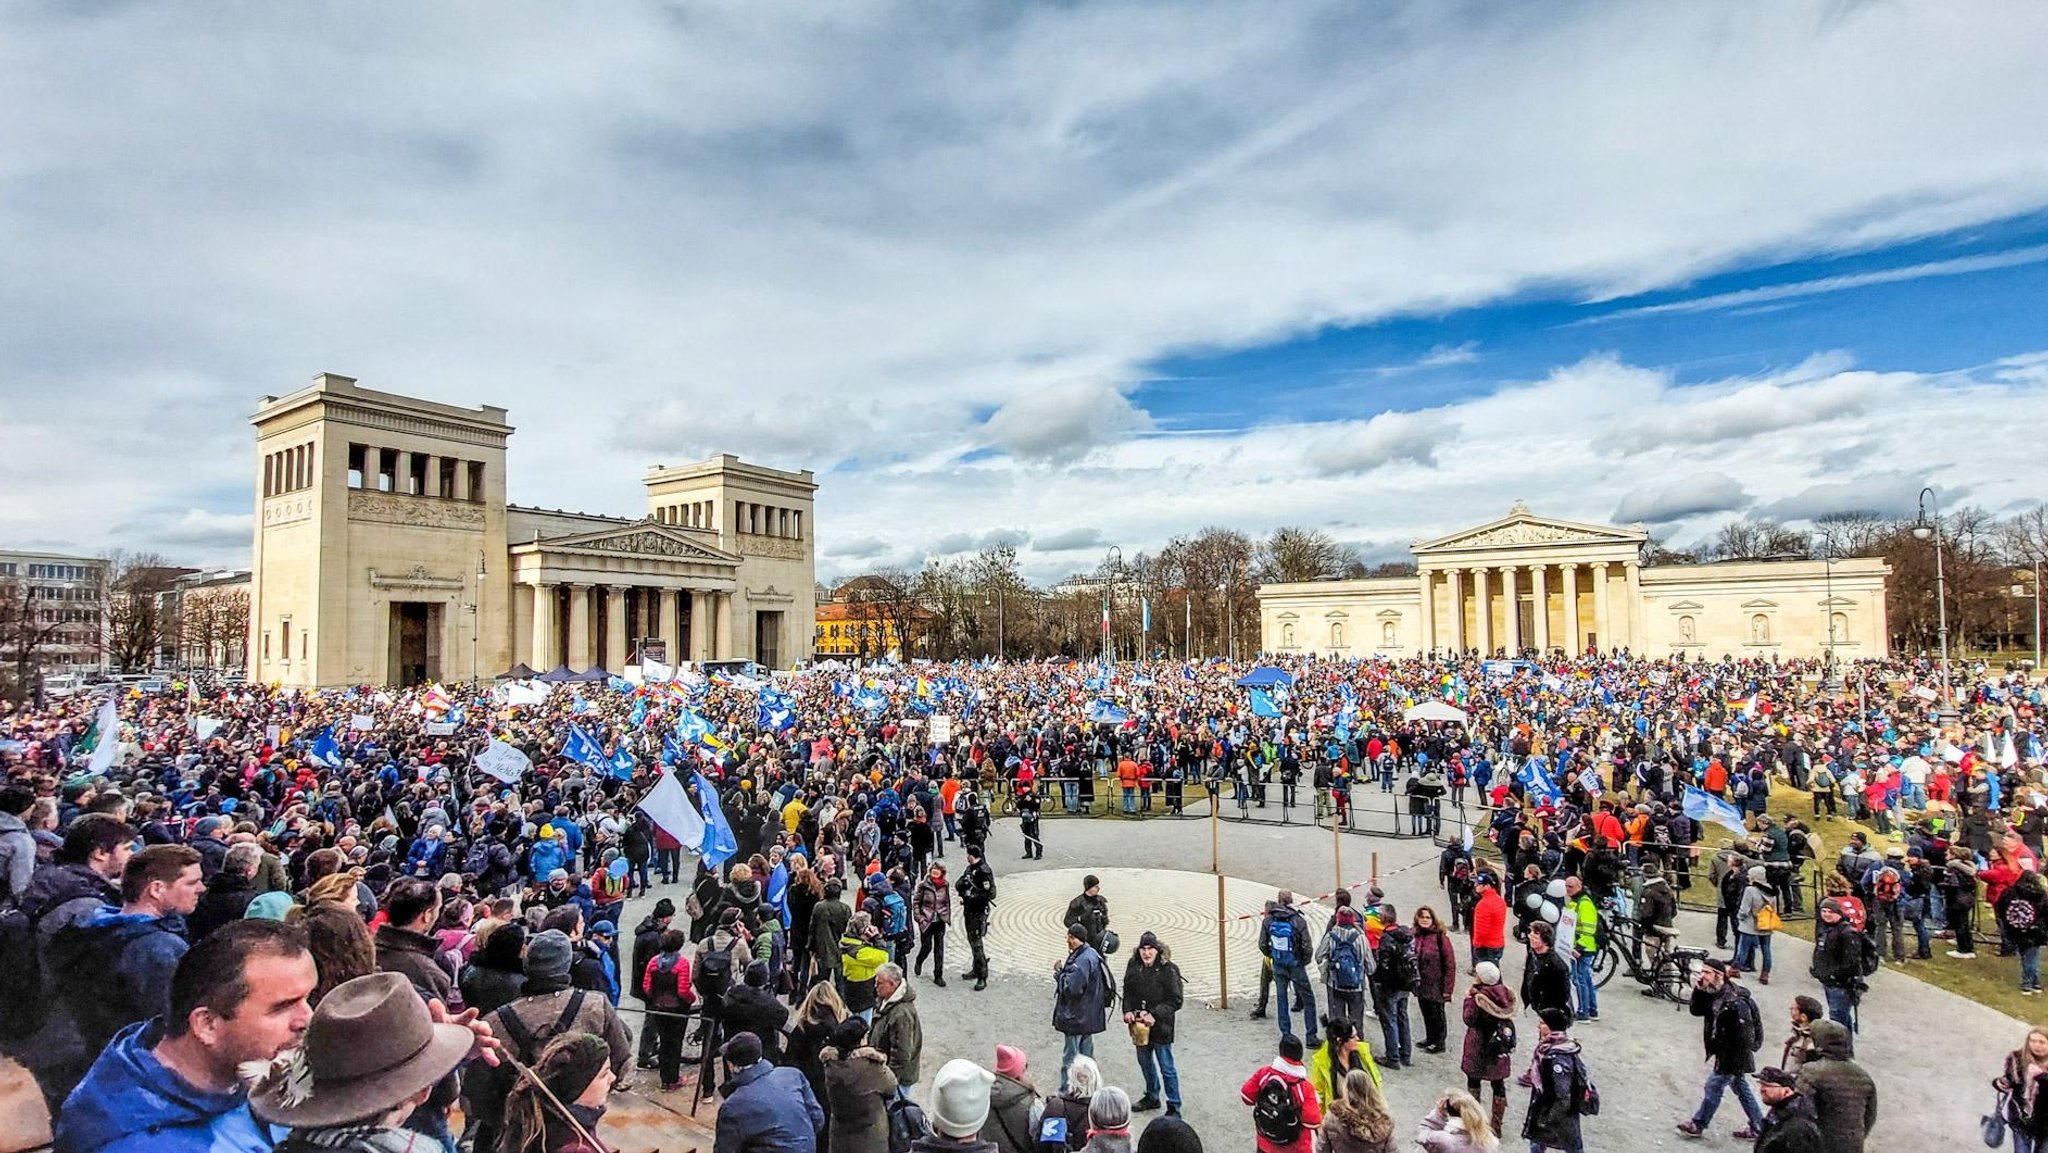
left=530, top=582, right=556, bottom=669
left=605, top=585, right=629, bottom=671
left=1531, top=564, right=1550, bottom=652
left=1499, top=565, right=1520, bottom=654
left=1416, top=569, right=1436, bottom=653
left=394, top=451, right=413, bottom=496
left=1592, top=562, right=1611, bottom=655
left=714, top=592, right=735, bottom=659
left=1472, top=567, right=1492, bottom=656
left=1446, top=568, right=1465, bottom=652
left=658, top=589, right=680, bottom=660
left=1625, top=560, right=1643, bottom=652
left=1561, top=563, right=1580, bottom=654
left=690, top=592, right=711, bottom=661
left=567, top=584, right=593, bottom=669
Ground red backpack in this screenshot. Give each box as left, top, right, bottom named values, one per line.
left=643, top=953, right=696, bottom=1011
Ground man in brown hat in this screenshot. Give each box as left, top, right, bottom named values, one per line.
left=246, top=972, right=476, bottom=1151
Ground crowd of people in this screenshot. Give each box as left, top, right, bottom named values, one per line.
left=0, top=646, right=2039, bottom=1153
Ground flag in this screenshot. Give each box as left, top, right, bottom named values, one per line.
left=642, top=657, right=675, bottom=683
left=1141, top=597, right=1151, bottom=633
left=561, top=725, right=609, bottom=769
left=421, top=684, right=452, bottom=719
left=1682, top=786, right=1750, bottom=838
left=1086, top=700, right=1128, bottom=725
left=757, top=698, right=795, bottom=732
left=193, top=716, right=223, bottom=742
left=692, top=771, right=739, bottom=868
left=476, top=738, right=531, bottom=784
left=608, top=746, right=638, bottom=781
left=307, top=725, right=342, bottom=769
left=83, top=695, right=121, bottom=776
left=1517, top=755, right=1562, bottom=805
left=1461, top=824, right=1474, bottom=854
left=628, top=699, right=647, bottom=728
left=1249, top=689, right=1282, bottom=719
left=637, top=768, right=706, bottom=848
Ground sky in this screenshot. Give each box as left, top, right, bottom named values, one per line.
left=2, top=1, right=2045, bottom=585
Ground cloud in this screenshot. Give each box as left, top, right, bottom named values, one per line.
left=979, top=380, right=1152, bottom=463
left=1417, top=342, right=1481, bottom=368
left=824, top=535, right=892, bottom=560
left=1304, top=410, right=1456, bottom=477
left=1597, top=244, right=2048, bottom=320
left=1032, top=526, right=1107, bottom=552
left=928, top=527, right=1033, bottom=555
left=1612, top=473, right=1751, bottom=525
left=1757, top=478, right=1934, bottom=522
left=154, top=508, right=256, bottom=549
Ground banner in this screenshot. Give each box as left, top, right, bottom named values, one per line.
left=424, top=721, right=458, bottom=737
left=476, top=739, right=531, bottom=784
left=928, top=716, right=953, bottom=744
left=350, top=713, right=375, bottom=731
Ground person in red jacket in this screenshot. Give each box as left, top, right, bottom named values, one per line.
left=640, top=928, right=697, bottom=1090
left=1241, top=1033, right=1322, bottom=1153
left=1470, top=872, right=1508, bottom=966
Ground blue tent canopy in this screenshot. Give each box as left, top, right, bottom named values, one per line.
left=1235, top=667, right=1295, bottom=688
left=536, top=664, right=580, bottom=683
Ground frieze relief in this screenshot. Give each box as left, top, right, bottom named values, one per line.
left=1448, top=522, right=1611, bottom=548
left=368, top=564, right=465, bottom=592
left=739, top=534, right=804, bottom=560
left=263, top=496, right=314, bottom=527
left=581, top=531, right=724, bottom=560
left=347, top=489, right=484, bottom=530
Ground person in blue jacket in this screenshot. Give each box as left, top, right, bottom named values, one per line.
left=528, top=824, right=569, bottom=884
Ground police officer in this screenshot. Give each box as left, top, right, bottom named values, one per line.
left=957, top=842, right=997, bottom=991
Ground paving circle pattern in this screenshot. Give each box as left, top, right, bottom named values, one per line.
left=981, top=866, right=1334, bottom=1003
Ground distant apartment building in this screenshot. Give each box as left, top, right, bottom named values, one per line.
left=157, top=568, right=253, bottom=670
left=0, top=549, right=108, bottom=671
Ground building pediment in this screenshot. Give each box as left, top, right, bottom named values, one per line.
left=1413, top=502, right=1648, bottom=555
left=518, top=520, right=741, bottom=565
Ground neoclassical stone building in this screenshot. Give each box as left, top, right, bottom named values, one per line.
left=1257, top=503, right=1888, bottom=659
left=249, top=373, right=816, bottom=687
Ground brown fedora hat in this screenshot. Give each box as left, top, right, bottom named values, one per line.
left=249, top=972, right=471, bottom=1128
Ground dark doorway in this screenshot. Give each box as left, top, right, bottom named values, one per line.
left=755, top=610, right=783, bottom=669
left=390, top=602, right=443, bottom=686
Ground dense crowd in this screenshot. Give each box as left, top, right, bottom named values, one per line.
left=0, top=647, right=2041, bottom=1153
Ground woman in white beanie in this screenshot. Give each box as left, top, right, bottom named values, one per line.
left=918, top=1058, right=999, bottom=1153
left=1080, top=1086, right=1132, bottom=1153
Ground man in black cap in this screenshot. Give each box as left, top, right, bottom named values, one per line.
left=1676, top=958, right=1765, bottom=1141
left=1065, top=875, right=1110, bottom=954
left=715, top=1031, right=823, bottom=1153
left=1753, top=1066, right=1824, bottom=1153
left=630, top=898, right=677, bottom=1068
left=957, top=843, right=996, bottom=991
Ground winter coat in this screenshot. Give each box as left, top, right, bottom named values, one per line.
left=1120, top=953, right=1184, bottom=1046
left=1691, top=983, right=1760, bottom=1076
left=715, top=1059, right=824, bottom=1153
left=630, top=915, right=669, bottom=1003
left=1738, top=881, right=1779, bottom=937
left=1412, top=926, right=1457, bottom=1003
left=1308, top=1042, right=1380, bottom=1109
left=0, top=812, right=35, bottom=901
left=840, top=934, right=889, bottom=1014
left=1520, top=1034, right=1586, bottom=1150
left=53, top=1019, right=277, bottom=1153
left=1053, top=942, right=1111, bottom=1037
left=1755, top=1092, right=1826, bottom=1153
left=1459, top=980, right=1517, bottom=1081
left=188, top=872, right=260, bottom=943
left=1998, top=879, right=2048, bottom=949
left=1318, top=1115, right=1397, bottom=1153
left=1469, top=887, right=1507, bottom=950
left=1314, top=921, right=1373, bottom=993
left=1793, top=1020, right=1876, bottom=1153
left=1809, top=921, right=1864, bottom=991
left=725, top=984, right=791, bottom=1063
left=42, top=906, right=189, bottom=1096
left=1259, top=903, right=1314, bottom=970
left=914, top=876, right=953, bottom=931
left=821, top=1045, right=896, bottom=1153
left=984, top=1073, right=1042, bottom=1153
left=788, top=1015, right=839, bottom=1101
left=811, top=898, right=852, bottom=978
left=1520, top=948, right=1572, bottom=1018
left=19, top=861, right=116, bottom=945
left=1414, top=1105, right=1491, bottom=1153
left=872, top=982, right=924, bottom=1086
left=1239, top=1059, right=1321, bottom=1153
left=375, top=923, right=455, bottom=1006
left=459, top=961, right=526, bottom=1016
left=1065, top=892, right=1110, bottom=952
left=467, top=983, right=634, bottom=1130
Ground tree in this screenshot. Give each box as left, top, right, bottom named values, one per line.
left=181, top=587, right=251, bottom=669
left=0, top=575, right=66, bottom=702
left=102, top=552, right=182, bottom=672
left=1257, top=526, right=1352, bottom=584
left=1710, top=519, right=1811, bottom=561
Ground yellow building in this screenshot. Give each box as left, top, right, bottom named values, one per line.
left=813, top=600, right=919, bottom=659
left=1258, top=503, right=1888, bottom=659
left=249, top=373, right=817, bottom=687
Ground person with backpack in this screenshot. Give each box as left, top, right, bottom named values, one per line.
left=1260, top=891, right=1321, bottom=1050
left=1997, top=865, right=2048, bottom=996
left=464, top=929, right=633, bottom=1153
left=1241, top=1033, right=1322, bottom=1153
left=1734, top=865, right=1780, bottom=985
left=1867, top=848, right=1907, bottom=964
left=1372, top=904, right=1417, bottom=1068
left=1315, top=903, right=1372, bottom=1029
left=1460, top=960, right=1517, bottom=1139
left=1809, top=898, right=1870, bottom=1033
left=1676, top=958, right=1765, bottom=1141
left=1065, top=875, right=1111, bottom=955
left=1522, top=1007, right=1594, bottom=1153
left=1053, top=922, right=1113, bottom=1090
left=1120, top=931, right=1184, bottom=1116
left=1793, top=1020, right=1876, bottom=1153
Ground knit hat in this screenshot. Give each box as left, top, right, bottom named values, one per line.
left=1083, top=875, right=1100, bottom=891
left=653, top=898, right=677, bottom=918
left=994, top=1044, right=1027, bottom=1081
left=929, top=1059, right=995, bottom=1137
left=1089, top=1086, right=1131, bottom=1132
left=548, top=868, right=570, bottom=883
left=539, top=1033, right=614, bottom=1106
left=1472, top=961, right=1501, bottom=986
left=1138, top=932, right=1161, bottom=950
left=245, top=891, right=296, bottom=921
left=722, top=1031, right=763, bottom=1068
left=1137, top=1115, right=1205, bottom=1153
left=523, top=929, right=574, bottom=983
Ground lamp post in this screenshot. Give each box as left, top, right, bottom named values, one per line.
left=1101, top=547, right=1122, bottom=664
left=2013, top=560, right=2042, bottom=675
left=1912, top=487, right=1950, bottom=703
left=983, top=584, right=1005, bottom=661
left=468, top=551, right=486, bottom=683
left=1819, top=538, right=1839, bottom=690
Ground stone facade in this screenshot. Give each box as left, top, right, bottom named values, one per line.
left=1257, top=503, right=1888, bottom=660
left=249, top=374, right=816, bottom=688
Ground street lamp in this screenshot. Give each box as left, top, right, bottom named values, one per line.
left=2013, top=560, right=2042, bottom=675
left=1911, top=487, right=1950, bottom=703
left=467, top=551, right=486, bottom=684
left=1101, top=547, right=1122, bottom=664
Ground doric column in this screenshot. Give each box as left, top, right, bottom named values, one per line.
left=567, top=584, right=593, bottom=669
left=1531, top=564, right=1550, bottom=652
left=530, top=582, right=557, bottom=669
left=1416, top=569, right=1436, bottom=653
left=1499, top=565, right=1520, bottom=654
left=1560, top=563, right=1580, bottom=654
left=1625, top=559, right=1643, bottom=652
left=1592, top=562, right=1611, bottom=655
left=1446, top=567, right=1466, bottom=652
left=714, top=592, right=735, bottom=659
left=658, top=588, right=681, bottom=660
left=605, top=585, right=629, bottom=671
left=1472, top=566, right=1492, bottom=656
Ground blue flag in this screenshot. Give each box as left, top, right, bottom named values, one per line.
left=1249, top=689, right=1282, bottom=719
left=628, top=699, right=647, bottom=728
left=1142, top=597, right=1151, bottom=632
left=608, top=746, right=638, bottom=780
left=758, top=698, right=796, bottom=731
left=675, top=710, right=713, bottom=747
left=1517, top=755, right=1562, bottom=804
left=562, top=725, right=609, bottom=769
left=307, top=726, right=342, bottom=769
left=1086, top=700, right=1128, bottom=725
left=692, top=771, right=740, bottom=868
left=1682, top=786, right=1749, bottom=838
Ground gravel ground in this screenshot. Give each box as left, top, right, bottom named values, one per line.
left=614, top=798, right=2019, bottom=1153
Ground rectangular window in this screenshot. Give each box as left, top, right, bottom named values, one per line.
left=280, top=621, right=291, bottom=660
left=408, top=452, right=428, bottom=495
left=302, top=442, right=316, bottom=490
left=438, top=456, right=457, bottom=498
left=263, top=632, right=271, bottom=660
left=377, top=448, right=398, bottom=492
left=467, top=460, right=485, bottom=503
left=347, top=443, right=366, bottom=489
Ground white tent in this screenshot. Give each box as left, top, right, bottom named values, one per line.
left=1403, top=700, right=1468, bottom=724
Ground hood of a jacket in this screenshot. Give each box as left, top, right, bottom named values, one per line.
left=55, top=1019, right=253, bottom=1151
left=0, top=812, right=28, bottom=835
left=881, top=981, right=917, bottom=1010
left=79, top=905, right=178, bottom=941
left=22, top=861, right=115, bottom=919
left=1808, top=1019, right=1853, bottom=1060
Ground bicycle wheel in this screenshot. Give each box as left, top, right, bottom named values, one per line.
left=1593, top=941, right=1620, bottom=988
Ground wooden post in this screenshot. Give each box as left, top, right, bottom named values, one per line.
left=1217, top=872, right=1229, bottom=1010
left=1370, top=850, right=1379, bottom=888
left=1211, top=791, right=1220, bottom=874
left=1333, top=803, right=1343, bottom=895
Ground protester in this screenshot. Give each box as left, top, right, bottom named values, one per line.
left=1120, top=931, right=1184, bottom=1116
left=1460, top=960, right=1517, bottom=1139
left=822, top=1016, right=896, bottom=1153
left=919, top=1058, right=1000, bottom=1153
left=872, top=962, right=924, bottom=1096
left=1053, top=923, right=1113, bottom=1090
left=1522, top=1007, right=1592, bottom=1153
left=500, top=1032, right=619, bottom=1153
left=1676, top=959, right=1765, bottom=1141
left=1794, top=1019, right=1876, bottom=1153
left=1241, top=1033, right=1321, bottom=1153
left=714, top=1031, right=824, bottom=1153
left=1260, top=890, right=1321, bottom=1050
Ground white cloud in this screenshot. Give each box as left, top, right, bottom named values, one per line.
left=1, top=4, right=2047, bottom=563
left=1597, top=244, right=2048, bottom=320
left=156, top=508, right=256, bottom=548
left=1612, top=473, right=1752, bottom=525
left=1304, top=410, right=1457, bottom=477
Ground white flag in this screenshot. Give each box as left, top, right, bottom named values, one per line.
left=500, top=680, right=550, bottom=707
left=476, top=738, right=531, bottom=784
left=643, top=657, right=675, bottom=684
left=194, top=716, right=223, bottom=741
left=86, top=695, right=121, bottom=776
left=637, top=768, right=706, bottom=849
left=350, top=713, right=375, bottom=731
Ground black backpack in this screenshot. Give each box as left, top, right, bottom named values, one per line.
left=492, top=990, right=588, bottom=1065
left=888, top=1095, right=932, bottom=1153
left=1252, top=1071, right=1304, bottom=1144
left=1378, top=934, right=1418, bottom=992
left=1481, top=1014, right=1518, bottom=1060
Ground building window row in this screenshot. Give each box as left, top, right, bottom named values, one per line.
left=24, top=563, right=92, bottom=580
left=29, top=585, right=98, bottom=601
left=263, top=441, right=317, bottom=498
left=344, top=443, right=486, bottom=501
left=735, top=500, right=802, bottom=539
left=655, top=500, right=718, bottom=530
